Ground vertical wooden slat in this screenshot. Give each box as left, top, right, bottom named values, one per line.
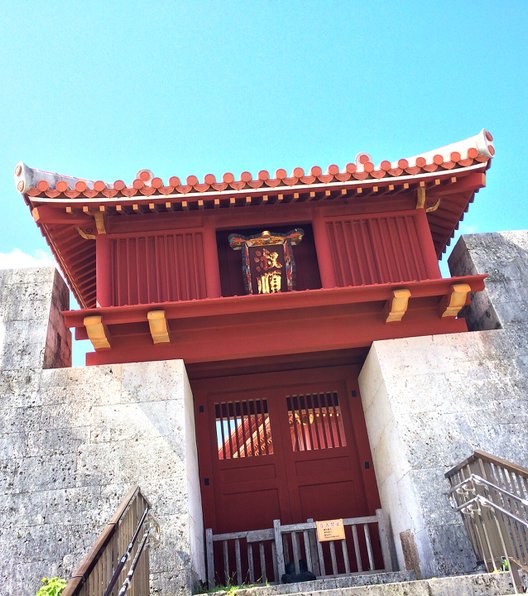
left=309, top=394, right=321, bottom=450
left=379, top=217, right=394, bottom=280
left=376, top=509, right=393, bottom=571
left=259, top=542, right=267, bottom=582
left=316, top=535, right=326, bottom=576
left=303, top=530, right=313, bottom=573
left=240, top=401, right=249, bottom=458
left=314, top=393, right=327, bottom=449
left=299, top=396, right=313, bottom=451
left=226, top=402, right=236, bottom=459
left=348, top=220, right=364, bottom=285
left=327, top=222, right=344, bottom=286
left=261, top=401, right=270, bottom=456
left=323, top=393, right=335, bottom=448
left=223, top=540, right=229, bottom=585
left=235, top=539, right=242, bottom=584
left=341, top=538, right=350, bottom=574
left=288, top=396, right=301, bottom=452
left=291, top=531, right=300, bottom=573
left=247, top=543, right=255, bottom=583
left=364, top=524, right=375, bottom=571
left=359, top=219, right=376, bottom=282
left=306, top=519, right=321, bottom=576
left=352, top=524, right=362, bottom=572
left=216, top=403, right=226, bottom=460
left=273, top=520, right=286, bottom=580
left=206, top=529, right=215, bottom=589
left=329, top=541, right=338, bottom=574
left=271, top=542, right=278, bottom=582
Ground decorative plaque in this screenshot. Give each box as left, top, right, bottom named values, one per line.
left=228, top=229, right=304, bottom=295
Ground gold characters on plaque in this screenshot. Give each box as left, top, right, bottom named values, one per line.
left=254, top=248, right=283, bottom=294
left=228, top=228, right=304, bottom=296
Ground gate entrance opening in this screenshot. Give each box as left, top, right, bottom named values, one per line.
left=194, top=365, right=380, bottom=535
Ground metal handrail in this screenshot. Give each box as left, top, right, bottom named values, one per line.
left=446, top=451, right=528, bottom=594
left=450, top=474, right=528, bottom=509
left=104, top=505, right=151, bottom=596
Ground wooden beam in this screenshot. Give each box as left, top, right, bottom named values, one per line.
left=386, top=289, right=411, bottom=323
left=441, top=283, right=471, bottom=318
left=436, top=172, right=486, bottom=196
left=29, top=205, right=91, bottom=226
left=147, top=310, right=170, bottom=344
left=84, top=315, right=111, bottom=350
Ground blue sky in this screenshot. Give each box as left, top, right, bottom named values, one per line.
left=0, top=3, right=526, bottom=300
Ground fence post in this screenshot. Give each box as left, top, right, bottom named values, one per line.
left=273, top=519, right=286, bottom=580
left=306, top=518, right=321, bottom=576
left=206, top=528, right=215, bottom=589
left=375, top=509, right=393, bottom=572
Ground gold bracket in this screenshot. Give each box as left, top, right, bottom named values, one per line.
left=84, top=315, right=111, bottom=350
left=386, top=289, right=411, bottom=323
left=426, top=198, right=442, bottom=213
left=94, top=212, right=106, bottom=234
left=416, top=187, right=426, bottom=209
left=441, top=283, right=472, bottom=318
left=147, top=310, right=170, bottom=344
left=76, top=227, right=96, bottom=240
left=31, top=207, right=40, bottom=222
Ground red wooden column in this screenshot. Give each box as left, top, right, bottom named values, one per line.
left=203, top=222, right=222, bottom=298
left=415, top=209, right=442, bottom=279
left=312, top=210, right=337, bottom=288
left=96, top=234, right=113, bottom=307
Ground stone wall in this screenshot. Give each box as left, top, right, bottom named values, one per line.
left=0, top=268, right=204, bottom=595
left=358, top=231, right=528, bottom=578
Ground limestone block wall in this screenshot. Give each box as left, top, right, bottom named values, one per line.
left=358, top=231, right=528, bottom=578
left=0, top=268, right=204, bottom=595
left=0, top=267, right=71, bottom=370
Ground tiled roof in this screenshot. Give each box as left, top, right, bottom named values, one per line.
left=15, top=129, right=494, bottom=310
left=15, top=129, right=494, bottom=200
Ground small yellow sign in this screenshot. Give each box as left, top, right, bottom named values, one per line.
left=316, top=518, right=345, bottom=542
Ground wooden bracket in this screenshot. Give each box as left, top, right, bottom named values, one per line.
left=416, top=187, right=426, bottom=209
left=147, top=310, right=170, bottom=344
left=31, top=207, right=40, bottom=222
left=76, top=227, right=96, bottom=240
left=84, top=315, right=111, bottom=350
left=425, top=198, right=441, bottom=213
left=441, top=283, right=472, bottom=318
left=93, top=212, right=106, bottom=234
left=386, top=289, right=411, bottom=323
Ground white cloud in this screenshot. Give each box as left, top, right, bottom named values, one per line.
left=458, top=223, right=479, bottom=235
left=0, top=248, right=55, bottom=269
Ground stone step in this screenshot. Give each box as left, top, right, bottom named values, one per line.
left=200, top=572, right=516, bottom=596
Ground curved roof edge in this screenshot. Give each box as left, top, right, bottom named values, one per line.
left=14, top=129, right=494, bottom=199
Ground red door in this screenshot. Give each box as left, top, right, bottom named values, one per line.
left=193, top=365, right=380, bottom=534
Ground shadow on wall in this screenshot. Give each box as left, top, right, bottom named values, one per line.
left=449, top=232, right=528, bottom=332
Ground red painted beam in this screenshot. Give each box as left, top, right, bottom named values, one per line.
left=84, top=304, right=468, bottom=366
left=64, top=275, right=486, bottom=330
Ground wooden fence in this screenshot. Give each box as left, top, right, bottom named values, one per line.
left=206, top=509, right=392, bottom=588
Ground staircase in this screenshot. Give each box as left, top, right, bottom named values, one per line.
left=62, top=453, right=527, bottom=594
left=196, top=571, right=516, bottom=596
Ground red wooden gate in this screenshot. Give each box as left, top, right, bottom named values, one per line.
left=193, top=366, right=380, bottom=536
